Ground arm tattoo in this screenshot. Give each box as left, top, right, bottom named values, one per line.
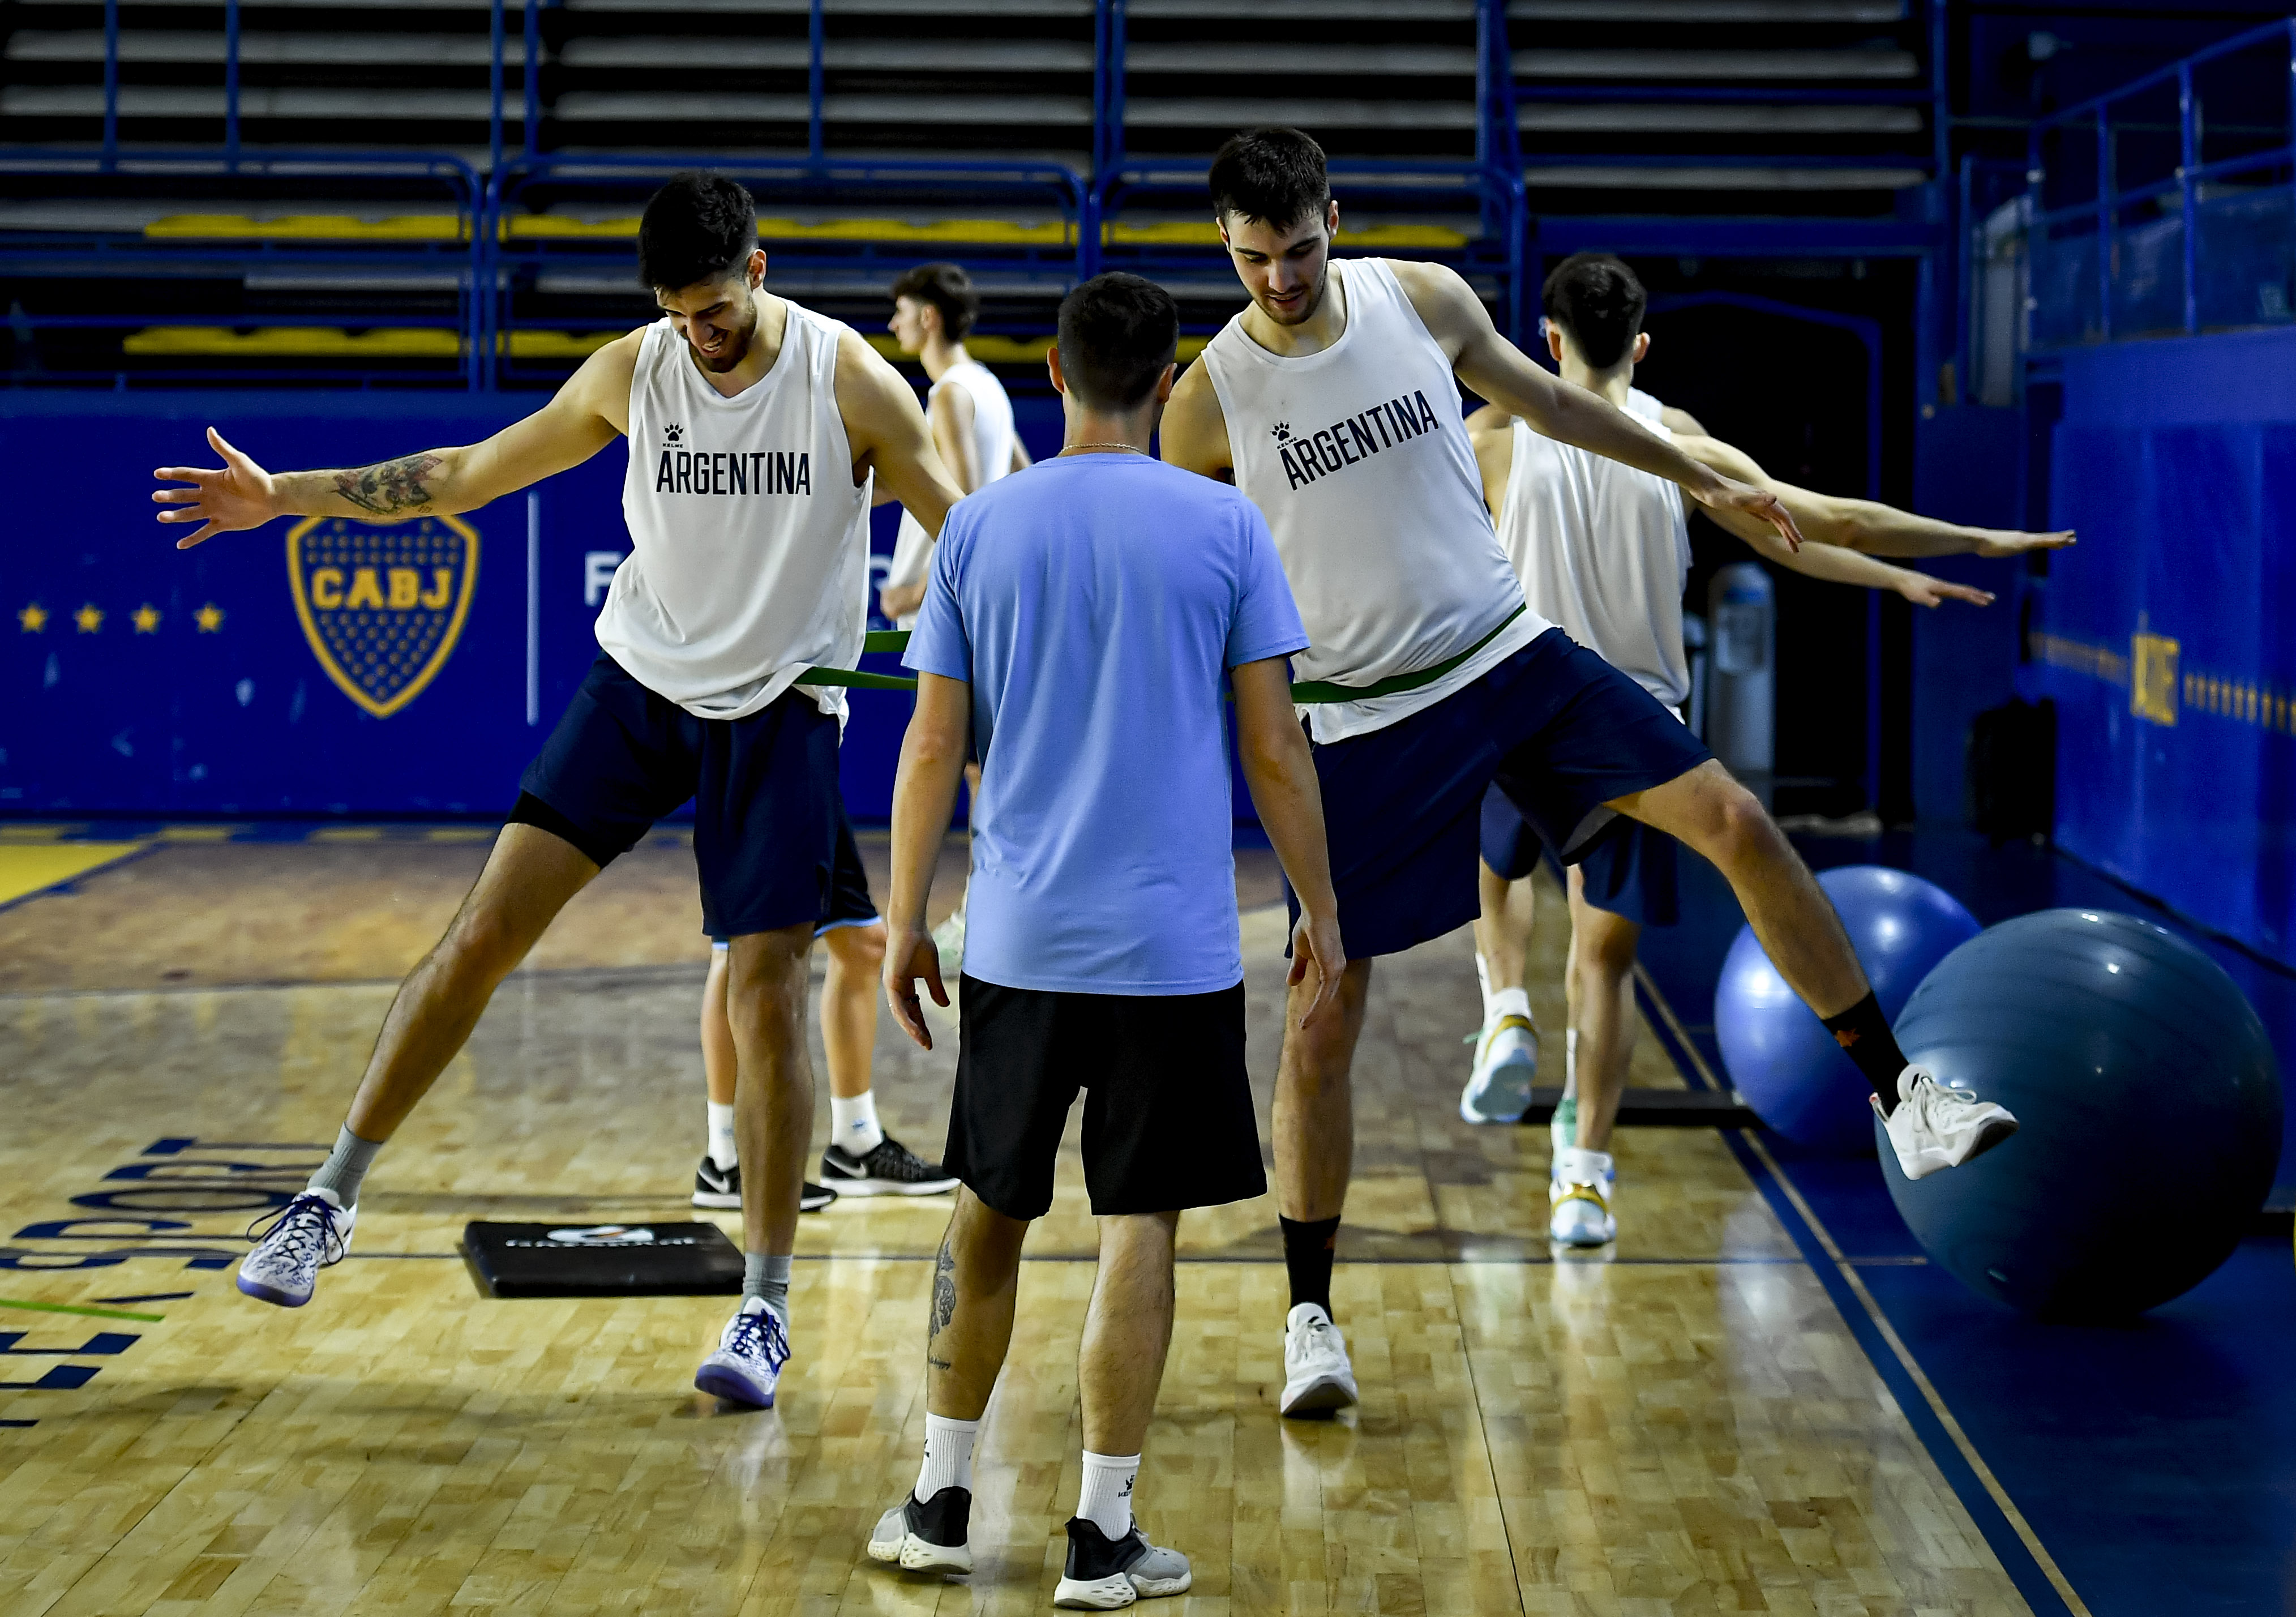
left=335, top=453, right=444, bottom=516
left=928, top=1233, right=957, bottom=1341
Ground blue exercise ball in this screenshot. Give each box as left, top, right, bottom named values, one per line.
left=1715, top=865, right=1980, bottom=1151
left=1886, top=908, right=2281, bottom=1320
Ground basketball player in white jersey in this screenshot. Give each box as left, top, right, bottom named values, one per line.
left=1159, top=128, right=2018, bottom=1416
left=1464, top=252, right=2067, bottom=1247
left=877, top=262, right=1031, bottom=972
left=153, top=171, right=969, bottom=1411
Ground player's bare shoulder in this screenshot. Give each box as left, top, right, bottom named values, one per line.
left=1159, top=354, right=1233, bottom=480
left=559, top=326, right=649, bottom=436
left=1382, top=258, right=1481, bottom=355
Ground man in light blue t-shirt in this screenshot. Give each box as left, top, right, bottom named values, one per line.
left=862, top=273, right=1344, bottom=1607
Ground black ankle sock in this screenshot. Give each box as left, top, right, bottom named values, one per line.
left=1820, top=991, right=1912, bottom=1114
left=1279, top=1215, right=1341, bottom=1314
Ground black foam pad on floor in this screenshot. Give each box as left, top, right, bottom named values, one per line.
left=462, top=1221, right=746, bottom=1298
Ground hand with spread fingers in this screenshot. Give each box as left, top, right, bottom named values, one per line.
left=153, top=427, right=279, bottom=549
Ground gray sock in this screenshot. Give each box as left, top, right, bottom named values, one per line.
left=744, top=1252, right=792, bottom=1316
left=309, top=1124, right=383, bottom=1207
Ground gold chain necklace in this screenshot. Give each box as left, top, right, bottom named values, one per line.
left=1058, top=443, right=1148, bottom=456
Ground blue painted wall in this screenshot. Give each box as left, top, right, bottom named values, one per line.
left=0, top=391, right=1065, bottom=824
left=2025, top=327, right=2296, bottom=964
left=1911, top=404, right=2024, bottom=824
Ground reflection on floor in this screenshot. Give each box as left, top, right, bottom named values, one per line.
left=0, top=829, right=2032, bottom=1614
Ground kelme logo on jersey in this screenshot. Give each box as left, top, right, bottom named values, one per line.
left=653, top=445, right=813, bottom=497
left=1278, top=390, right=1442, bottom=491
left=286, top=515, right=479, bottom=719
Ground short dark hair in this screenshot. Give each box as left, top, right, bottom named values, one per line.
left=637, top=172, right=757, bottom=292
left=889, top=262, right=980, bottom=340
left=1209, top=127, right=1330, bottom=229
left=1541, top=253, right=1647, bottom=371
left=1056, top=272, right=1179, bottom=411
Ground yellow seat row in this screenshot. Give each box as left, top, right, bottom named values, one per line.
left=121, top=327, right=1213, bottom=362
left=142, top=214, right=1472, bottom=248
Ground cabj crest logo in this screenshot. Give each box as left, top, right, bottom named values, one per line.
left=286, top=515, right=479, bottom=718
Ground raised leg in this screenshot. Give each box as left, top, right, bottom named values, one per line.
left=1612, top=760, right=1868, bottom=1019
left=344, top=823, right=600, bottom=1141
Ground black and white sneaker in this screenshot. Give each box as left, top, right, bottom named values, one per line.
left=691, top=1158, right=838, bottom=1213
left=865, top=1485, right=972, bottom=1574
left=821, top=1134, right=959, bottom=1197
left=1053, top=1518, right=1192, bottom=1609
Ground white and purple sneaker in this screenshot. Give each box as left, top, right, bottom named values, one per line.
left=694, top=1297, right=791, bottom=1408
left=237, top=1189, right=356, bottom=1307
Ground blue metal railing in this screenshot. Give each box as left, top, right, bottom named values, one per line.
left=2022, top=17, right=2296, bottom=350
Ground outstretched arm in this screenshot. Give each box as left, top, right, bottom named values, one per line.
left=1673, top=434, right=2075, bottom=559
left=884, top=671, right=970, bottom=1050
left=1231, top=656, right=1346, bottom=1028
left=1388, top=259, right=1800, bottom=549
left=153, top=332, right=637, bottom=547
left=1708, top=501, right=1997, bottom=608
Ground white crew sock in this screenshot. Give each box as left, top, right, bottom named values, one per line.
left=1488, top=986, right=1531, bottom=1028
left=706, top=1101, right=739, bottom=1170
left=1077, top=1451, right=1140, bottom=1541
left=916, top=1412, right=979, bottom=1501
left=1474, top=952, right=1493, bottom=1020
left=829, top=1090, right=885, bottom=1156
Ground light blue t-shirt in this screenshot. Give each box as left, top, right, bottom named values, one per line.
left=905, top=452, right=1309, bottom=994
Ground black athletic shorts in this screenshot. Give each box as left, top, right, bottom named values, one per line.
left=512, top=651, right=844, bottom=938
left=1283, top=628, right=1712, bottom=959
left=945, top=976, right=1266, bottom=1221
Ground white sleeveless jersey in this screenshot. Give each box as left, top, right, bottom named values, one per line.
left=885, top=359, right=1016, bottom=628
left=598, top=301, right=871, bottom=722
left=1200, top=256, right=1548, bottom=742
left=1500, top=413, right=1691, bottom=712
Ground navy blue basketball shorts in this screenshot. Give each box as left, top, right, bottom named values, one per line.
left=1480, top=785, right=1683, bottom=929
left=511, top=651, right=845, bottom=939
left=711, top=808, right=880, bottom=949
left=945, top=976, right=1266, bottom=1221
left=1286, top=628, right=1712, bottom=960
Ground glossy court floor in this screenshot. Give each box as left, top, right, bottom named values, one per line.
left=0, top=825, right=2066, bottom=1614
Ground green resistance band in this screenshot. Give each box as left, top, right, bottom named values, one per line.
left=800, top=606, right=1526, bottom=704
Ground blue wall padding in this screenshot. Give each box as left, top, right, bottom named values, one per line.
left=2032, top=327, right=2296, bottom=965
left=1910, top=405, right=2024, bottom=823
left=0, top=390, right=1067, bottom=823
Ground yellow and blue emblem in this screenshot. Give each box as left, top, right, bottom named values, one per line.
left=286, top=515, right=479, bottom=718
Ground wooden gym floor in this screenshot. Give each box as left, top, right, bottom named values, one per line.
left=0, top=829, right=2033, bottom=1615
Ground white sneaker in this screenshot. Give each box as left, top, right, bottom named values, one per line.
left=1548, top=1147, right=1617, bottom=1247
left=931, top=904, right=967, bottom=978
left=1055, top=1517, right=1192, bottom=1608
left=1459, top=1011, right=1539, bottom=1124
left=1279, top=1302, right=1358, bottom=1417
left=236, top=1188, right=355, bottom=1307
left=1877, top=1066, right=2019, bottom=1180
left=866, top=1486, right=972, bottom=1574
left=693, top=1297, right=791, bottom=1408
